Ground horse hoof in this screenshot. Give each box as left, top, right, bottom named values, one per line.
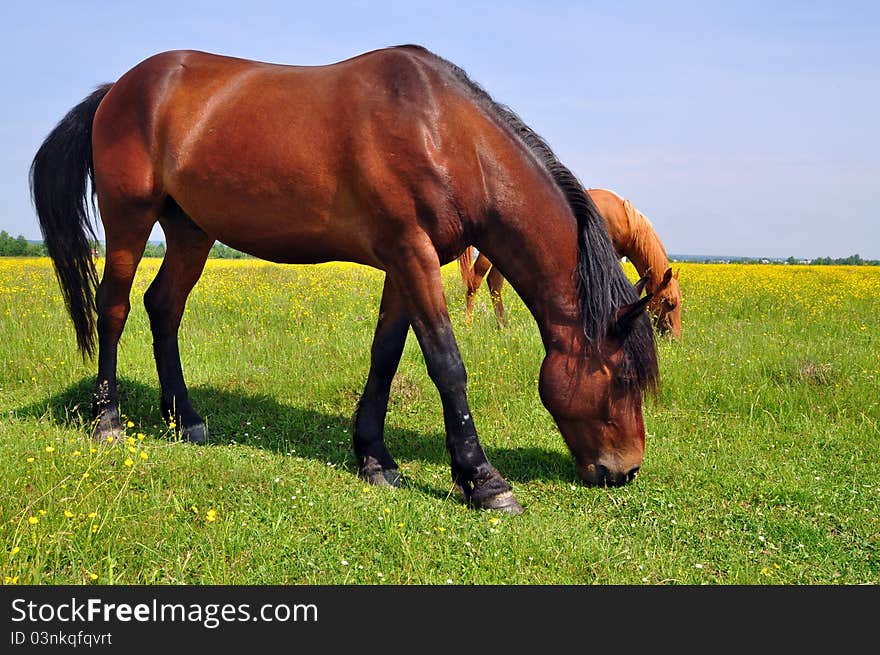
left=183, top=423, right=209, bottom=444
left=474, top=491, right=524, bottom=515
left=361, top=468, right=402, bottom=488
left=92, top=426, right=124, bottom=444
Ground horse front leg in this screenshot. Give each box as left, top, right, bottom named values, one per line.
left=392, top=244, right=523, bottom=513
left=353, top=276, right=410, bottom=486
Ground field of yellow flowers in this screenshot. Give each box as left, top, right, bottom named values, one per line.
left=1, top=257, right=877, bottom=584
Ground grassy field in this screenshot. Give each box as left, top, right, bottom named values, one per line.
left=1, top=257, right=878, bottom=585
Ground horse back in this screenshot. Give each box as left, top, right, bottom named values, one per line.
left=91, top=48, right=512, bottom=265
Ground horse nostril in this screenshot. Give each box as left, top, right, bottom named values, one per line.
left=625, top=466, right=640, bottom=483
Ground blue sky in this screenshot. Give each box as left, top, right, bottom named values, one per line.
left=3, top=1, right=878, bottom=258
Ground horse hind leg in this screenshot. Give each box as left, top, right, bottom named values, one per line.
left=143, top=200, right=214, bottom=443
left=92, top=199, right=156, bottom=442
left=487, top=266, right=507, bottom=328
left=353, top=276, right=410, bottom=487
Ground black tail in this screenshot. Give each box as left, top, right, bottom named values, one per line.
left=29, top=83, right=113, bottom=360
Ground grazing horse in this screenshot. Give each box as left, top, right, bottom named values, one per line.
left=460, top=188, right=682, bottom=337
left=30, top=46, right=666, bottom=512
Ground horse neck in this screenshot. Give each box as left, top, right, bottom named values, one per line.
left=620, top=204, right=669, bottom=293
left=475, top=191, right=584, bottom=351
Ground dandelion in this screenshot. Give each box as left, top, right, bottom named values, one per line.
left=127, top=446, right=136, bottom=453
left=82, top=472, right=90, bottom=479
left=362, top=487, right=371, bottom=493
left=26, top=457, right=34, bottom=463
left=91, top=525, right=98, bottom=533
left=126, top=421, right=134, bottom=428
left=72, top=450, right=81, bottom=457
left=124, top=458, right=134, bottom=467
left=137, top=433, right=146, bottom=440
left=89, top=573, right=98, bottom=580
left=383, top=507, right=391, bottom=514
left=87, top=512, right=97, bottom=518
left=64, top=511, right=75, bottom=519
left=488, top=517, right=500, bottom=526
left=28, top=516, right=39, bottom=525
left=45, top=446, right=55, bottom=453
left=139, top=451, right=148, bottom=460
left=205, top=509, right=218, bottom=522
left=11, top=546, right=20, bottom=555
left=4, top=576, right=19, bottom=585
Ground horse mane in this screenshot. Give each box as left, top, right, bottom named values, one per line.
left=405, top=45, right=658, bottom=392
left=623, top=199, right=670, bottom=284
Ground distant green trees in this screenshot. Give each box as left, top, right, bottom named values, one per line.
left=810, top=254, right=878, bottom=266
left=0, top=233, right=251, bottom=259
left=0, top=231, right=47, bottom=256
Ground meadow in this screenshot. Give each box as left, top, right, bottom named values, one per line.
left=1, top=257, right=877, bottom=585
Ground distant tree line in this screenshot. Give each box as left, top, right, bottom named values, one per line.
left=2, top=231, right=877, bottom=265
left=0, top=231, right=47, bottom=256
left=116, top=241, right=252, bottom=259
left=803, top=254, right=879, bottom=266
left=0, top=233, right=251, bottom=259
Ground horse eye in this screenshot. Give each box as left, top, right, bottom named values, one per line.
left=663, top=299, right=676, bottom=310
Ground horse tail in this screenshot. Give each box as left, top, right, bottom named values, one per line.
left=458, top=246, right=476, bottom=290
left=29, top=83, right=113, bottom=361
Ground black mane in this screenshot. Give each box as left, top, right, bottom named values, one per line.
left=406, top=45, right=658, bottom=392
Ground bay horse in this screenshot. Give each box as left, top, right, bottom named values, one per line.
left=30, top=46, right=667, bottom=513
left=460, top=188, right=682, bottom=337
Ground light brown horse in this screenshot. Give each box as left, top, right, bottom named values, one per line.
left=460, top=188, right=682, bottom=337
left=31, top=46, right=669, bottom=512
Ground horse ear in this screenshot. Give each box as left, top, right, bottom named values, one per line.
left=673, top=268, right=680, bottom=280
left=633, top=274, right=650, bottom=296
left=656, top=267, right=674, bottom=293
left=616, top=293, right=653, bottom=333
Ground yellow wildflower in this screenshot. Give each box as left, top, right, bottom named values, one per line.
left=28, top=516, right=39, bottom=525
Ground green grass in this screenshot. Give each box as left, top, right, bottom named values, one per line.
left=1, top=258, right=878, bottom=584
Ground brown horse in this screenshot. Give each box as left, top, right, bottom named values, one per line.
left=31, top=46, right=668, bottom=512
left=460, top=188, right=682, bottom=337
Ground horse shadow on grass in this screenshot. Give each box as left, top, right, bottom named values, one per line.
left=17, top=377, right=578, bottom=502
